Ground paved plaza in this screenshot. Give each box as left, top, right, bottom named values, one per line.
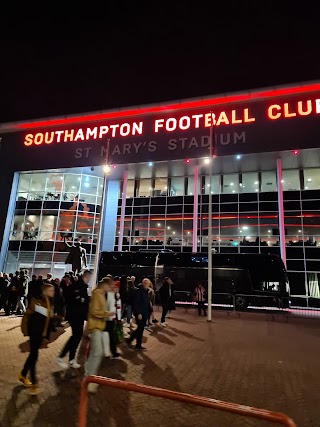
left=0, top=308, right=319, bottom=426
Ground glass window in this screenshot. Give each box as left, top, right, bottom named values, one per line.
left=126, top=180, right=135, bottom=198
left=165, top=219, right=183, bottom=246
left=18, top=174, right=31, bottom=194
left=38, top=215, right=57, bottom=240
left=138, top=179, right=152, bottom=197
left=239, top=215, right=259, bottom=244
left=223, top=174, right=239, bottom=194
left=97, top=178, right=104, bottom=197
left=204, top=175, right=220, bottom=194
left=63, top=174, right=81, bottom=194
left=303, top=212, right=320, bottom=240
left=10, top=214, right=40, bottom=241
left=154, top=178, right=168, bottom=196
left=170, top=177, right=184, bottom=196
left=132, top=218, right=149, bottom=244
left=261, top=171, right=277, bottom=192
left=303, top=168, right=320, bottom=190
left=80, top=175, right=98, bottom=195
left=148, top=217, right=165, bottom=245
left=282, top=170, right=300, bottom=191
left=187, top=177, right=200, bottom=196
left=183, top=219, right=193, bottom=246
left=259, top=212, right=279, bottom=246
left=241, top=172, right=259, bottom=193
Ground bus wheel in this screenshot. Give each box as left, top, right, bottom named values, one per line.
left=235, top=296, right=248, bottom=310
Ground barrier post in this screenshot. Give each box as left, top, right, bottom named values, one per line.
left=79, top=376, right=296, bottom=427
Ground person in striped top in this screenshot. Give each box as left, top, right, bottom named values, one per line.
left=194, top=282, right=207, bottom=316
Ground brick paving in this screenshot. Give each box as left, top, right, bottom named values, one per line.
left=0, top=308, right=320, bottom=427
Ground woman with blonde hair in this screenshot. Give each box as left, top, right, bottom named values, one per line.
left=85, top=277, right=115, bottom=393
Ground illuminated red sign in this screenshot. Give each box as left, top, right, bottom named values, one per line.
left=23, top=97, right=320, bottom=147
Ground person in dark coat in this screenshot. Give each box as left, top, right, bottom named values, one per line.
left=0, top=273, right=9, bottom=313
left=18, top=282, right=54, bottom=395
left=53, top=278, right=64, bottom=327
left=126, top=278, right=150, bottom=350
left=27, top=275, right=40, bottom=301
left=57, top=270, right=91, bottom=369
left=8, top=271, right=20, bottom=314
left=159, top=277, right=175, bottom=326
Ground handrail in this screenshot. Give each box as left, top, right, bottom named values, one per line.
left=78, top=376, right=296, bottom=427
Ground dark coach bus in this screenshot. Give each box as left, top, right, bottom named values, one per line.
left=99, top=251, right=290, bottom=309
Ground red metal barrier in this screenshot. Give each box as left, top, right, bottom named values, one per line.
left=78, top=376, right=296, bottom=427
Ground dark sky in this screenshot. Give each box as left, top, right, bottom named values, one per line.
left=1, top=3, right=319, bottom=123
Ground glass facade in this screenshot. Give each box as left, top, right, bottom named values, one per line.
left=3, top=163, right=320, bottom=298
left=116, top=167, right=320, bottom=297
left=6, top=170, right=103, bottom=277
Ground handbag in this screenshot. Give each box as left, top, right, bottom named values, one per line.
left=113, top=321, right=124, bottom=345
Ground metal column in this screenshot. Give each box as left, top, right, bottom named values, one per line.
left=276, top=159, right=287, bottom=268
left=192, top=165, right=199, bottom=252
left=118, top=170, right=128, bottom=251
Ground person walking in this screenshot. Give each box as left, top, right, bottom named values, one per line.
left=124, top=279, right=135, bottom=327
left=18, top=283, right=54, bottom=395
left=57, top=270, right=91, bottom=369
left=7, top=273, right=19, bottom=315
left=146, top=282, right=158, bottom=330
left=159, top=277, right=175, bottom=327
left=104, top=280, right=121, bottom=358
left=0, top=273, right=9, bottom=313
left=85, top=277, right=115, bottom=393
left=53, top=278, right=64, bottom=328
left=126, top=278, right=150, bottom=350
left=17, top=270, right=29, bottom=314
left=194, top=281, right=207, bottom=316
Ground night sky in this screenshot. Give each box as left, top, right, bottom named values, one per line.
left=1, top=3, right=319, bottom=123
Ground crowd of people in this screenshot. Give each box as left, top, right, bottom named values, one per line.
left=1, top=269, right=180, bottom=395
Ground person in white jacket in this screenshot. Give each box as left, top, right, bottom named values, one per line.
left=104, top=281, right=122, bottom=358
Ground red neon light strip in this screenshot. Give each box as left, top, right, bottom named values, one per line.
left=14, top=83, right=320, bottom=130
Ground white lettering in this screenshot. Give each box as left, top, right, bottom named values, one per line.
left=316, top=99, right=320, bottom=114
left=120, top=123, right=130, bottom=136
left=86, top=127, right=97, bottom=140
left=74, top=129, right=85, bottom=141
left=192, top=114, right=203, bottom=128
left=99, top=126, right=109, bottom=138
left=64, top=129, right=74, bottom=142
left=55, top=130, right=64, bottom=143
left=179, top=116, right=191, bottom=130
left=109, top=124, right=119, bottom=137
left=155, top=119, right=164, bottom=132
left=132, top=121, right=143, bottom=135
left=166, top=118, right=177, bottom=132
